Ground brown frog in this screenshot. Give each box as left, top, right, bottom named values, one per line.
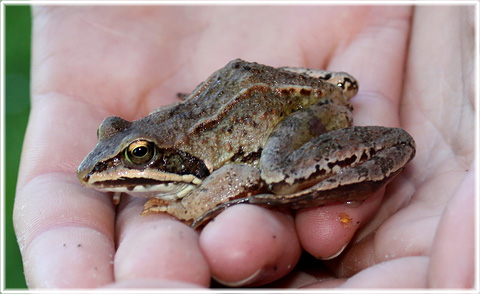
left=77, top=59, right=416, bottom=228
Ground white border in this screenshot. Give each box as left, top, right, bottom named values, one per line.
left=1, top=1, right=479, bottom=294
left=1, top=0, right=480, bottom=5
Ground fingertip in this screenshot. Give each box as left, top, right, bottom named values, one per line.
left=23, top=227, right=115, bottom=288
left=14, top=173, right=117, bottom=288
left=114, top=215, right=210, bottom=287
left=103, top=278, right=204, bottom=289
left=295, top=190, right=383, bottom=259
left=199, top=204, right=302, bottom=287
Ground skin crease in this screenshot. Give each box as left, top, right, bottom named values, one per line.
left=13, top=5, right=474, bottom=289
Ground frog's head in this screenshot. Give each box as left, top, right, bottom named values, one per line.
left=77, top=116, right=209, bottom=199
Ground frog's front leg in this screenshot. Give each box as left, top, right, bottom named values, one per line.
left=256, top=106, right=416, bottom=208
left=142, top=165, right=266, bottom=228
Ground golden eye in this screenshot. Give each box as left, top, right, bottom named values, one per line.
left=125, top=140, right=155, bottom=165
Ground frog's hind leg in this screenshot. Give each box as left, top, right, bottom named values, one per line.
left=259, top=106, right=416, bottom=206
left=259, top=102, right=352, bottom=189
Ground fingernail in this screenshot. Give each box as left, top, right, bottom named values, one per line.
left=212, top=268, right=263, bottom=287
left=317, top=242, right=348, bottom=260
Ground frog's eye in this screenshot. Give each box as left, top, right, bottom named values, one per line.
left=125, top=140, right=155, bottom=165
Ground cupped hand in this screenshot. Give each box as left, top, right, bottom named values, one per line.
left=13, top=6, right=474, bottom=288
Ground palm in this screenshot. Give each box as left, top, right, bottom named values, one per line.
left=14, top=6, right=474, bottom=289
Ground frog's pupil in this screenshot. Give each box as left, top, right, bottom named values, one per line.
left=133, top=146, right=148, bottom=157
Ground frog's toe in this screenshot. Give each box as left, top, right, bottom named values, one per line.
left=141, top=198, right=170, bottom=215
left=142, top=198, right=196, bottom=227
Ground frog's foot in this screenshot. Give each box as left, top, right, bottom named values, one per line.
left=112, top=192, right=122, bottom=205
left=142, top=165, right=266, bottom=229
left=142, top=198, right=169, bottom=215
left=142, top=198, right=193, bottom=224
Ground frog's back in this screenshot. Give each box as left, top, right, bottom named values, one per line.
left=152, top=59, right=350, bottom=170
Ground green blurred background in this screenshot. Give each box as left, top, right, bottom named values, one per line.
left=5, top=5, right=31, bottom=289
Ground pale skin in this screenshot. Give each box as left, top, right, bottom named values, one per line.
left=13, top=6, right=474, bottom=288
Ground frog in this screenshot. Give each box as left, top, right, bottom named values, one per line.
left=77, top=59, right=416, bottom=229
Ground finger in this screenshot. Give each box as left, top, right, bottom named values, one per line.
left=199, top=204, right=302, bottom=287
left=327, top=174, right=415, bottom=277
left=295, top=189, right=384, bottom=259
left=339, top=256, right=429, bottom=288
left=114, top=196, right=211, bottom=287
left=14, top=175, right=115, bottom=288
left=294, top=6, right=413, bottom=265
left=103, top=278, right=204, bottom=289
left=303, top=257, right=428, bottom=288
left=13, top=96, right=116, bottom=288
left=428, top=168, right=474, bottom=288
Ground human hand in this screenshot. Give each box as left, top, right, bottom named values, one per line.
left=14, top=5, right=474, bottom=288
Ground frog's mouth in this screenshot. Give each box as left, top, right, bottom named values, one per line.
left=97, top=179, right=198, bottom=199
left=80, top=168, right=202, bottom=199
left=89, top=178, right=197, bottom=200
